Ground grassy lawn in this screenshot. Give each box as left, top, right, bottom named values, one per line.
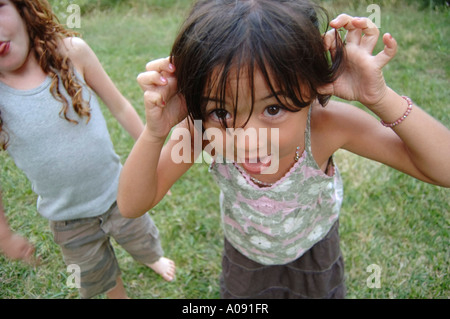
left=0, top=0, right=448, bottom=299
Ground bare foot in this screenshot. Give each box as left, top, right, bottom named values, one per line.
left=147, top=257, right=176, bottom=281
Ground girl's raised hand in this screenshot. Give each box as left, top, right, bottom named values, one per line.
left=321, top=14, right=398, bottom=108
left=137, top=57, right=187, bottom=141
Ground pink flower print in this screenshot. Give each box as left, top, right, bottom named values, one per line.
left=248, top=247, right=277, bottom=259
left=242, top=218, right=273, bottom=236
left=285, top=245, right=306, bottom=260
left=300, top=164, right=322, bottom=180
left=223, top=214, right=245, bottom=235
left=328, top=213, right=339, bottom=223
left=280, top=207, right=298, bottom=218
left=249, top=235, right=272, bottom=249
left=235, top=193, right=299, bottom=216
left=217, top=163, right=231, bottom=180
left=313, top=215, right=324, bottom=224
left=283, top=228, right=308, bottom=246
left=307, top=225, right=324, bottom=241
left=230, top=241, right=250, bottom=257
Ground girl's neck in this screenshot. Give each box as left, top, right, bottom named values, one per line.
left=245, top=146, right=304, bottom=187
left=251, top=145, right=305, bottom=186
left=0, top=51, right=47, bottom=90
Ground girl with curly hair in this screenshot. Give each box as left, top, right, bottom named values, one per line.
left=0, top=0, right=175, bottom=298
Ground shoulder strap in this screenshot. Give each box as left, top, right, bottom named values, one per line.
left=304, top=105, right=313, bottom=154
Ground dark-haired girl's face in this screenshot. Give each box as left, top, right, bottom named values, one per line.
left=0, top=0, right=31, bottom=77
left=202, top=68, right=309, bottom=180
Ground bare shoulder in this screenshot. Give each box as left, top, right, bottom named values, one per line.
left=312, top=99, right=361, bottom=121
left=59, top=37, right=90, bottom=57
left=310, top=99, right=382, bottom=165
left=58, top=37, right=94, bottom=74
left=312, top=99, right=379, bottom=133
left=311, top=99, right=355, bottom=139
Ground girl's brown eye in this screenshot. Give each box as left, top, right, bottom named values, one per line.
left=214, top=109, right=230, bottom=119
left=265, top=105, right=281, bottom=116
left=209, top=108, right=231, bottom=122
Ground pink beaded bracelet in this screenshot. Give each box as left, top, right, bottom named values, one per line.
left=380, top=96, right=413, bottom=128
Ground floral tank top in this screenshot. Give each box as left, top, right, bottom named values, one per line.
left=209, top=106, right=344, bottom=265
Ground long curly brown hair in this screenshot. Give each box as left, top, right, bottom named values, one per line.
left=0, top=0, right=91, bottom=150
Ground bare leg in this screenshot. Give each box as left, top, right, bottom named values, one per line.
left=106, top=276, right=128, bottom=299
left=147, top=257, right=176, bottom=281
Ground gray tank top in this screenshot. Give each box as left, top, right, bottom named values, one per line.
left=0, top=76, right=121, bottom=221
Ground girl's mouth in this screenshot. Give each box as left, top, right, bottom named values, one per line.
left=0, top=42, right=10, bottom=56
left=240, top=154, right=273, bottom=175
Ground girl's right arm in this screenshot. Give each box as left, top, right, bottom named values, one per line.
left=117, top=58, right=194, bottom=218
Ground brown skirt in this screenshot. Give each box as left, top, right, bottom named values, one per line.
left=220, top=221, right=346, bottom=299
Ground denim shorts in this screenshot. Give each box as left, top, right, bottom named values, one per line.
left=50, top=202, right=163, bottom=298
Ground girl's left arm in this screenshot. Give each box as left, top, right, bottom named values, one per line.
left=367, top=88, right=450, bottom=187
left=64, top=37, right=144, bottom=140
left=324, top=91, right=450, bottom=187
left=322, top=15, right=450, bottom=187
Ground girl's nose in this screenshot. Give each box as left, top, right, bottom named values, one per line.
left=232, top=129, right=272, bottom=159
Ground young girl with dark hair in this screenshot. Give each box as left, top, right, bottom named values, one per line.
left=118, top=0, right=450, bottom=298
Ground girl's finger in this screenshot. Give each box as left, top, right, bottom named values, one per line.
left=352, top=17, right=380, bottom=53
left=345, top=28, right=362, bottom=46
left=330, top=14, right=356, bottom=30
left=146, top=57, right=175, bottom=74
left=331, top=16, right=379, bottom=52
left=323, top=29, right=338, bottom=59
left=137, top=71, right=168, bottom=90
left=144, top=90, right=166, bottom=108
left=331, top=15, right=361, bottom=46
left=374, top=33, right=398, bottom=68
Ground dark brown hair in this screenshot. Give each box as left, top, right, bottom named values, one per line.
left=0, top=0, right=90, bottom=150
left=171, top=0, right=345, bottom=128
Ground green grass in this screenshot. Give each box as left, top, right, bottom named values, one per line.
left=0, top=0, right=448, bottom=299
